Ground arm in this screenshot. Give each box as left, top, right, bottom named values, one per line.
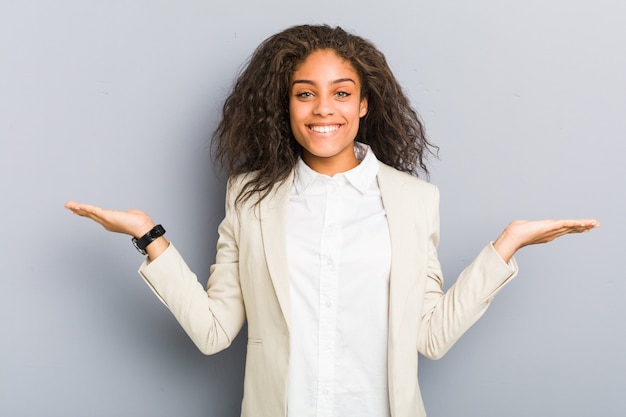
left=418, top=242, right=518, bottom=360
left=64, top=191, right=246, bottom=354
left=417, top=189, right=599, bottom=359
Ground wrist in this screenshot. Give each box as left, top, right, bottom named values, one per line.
left=493, top=228, right=521, bottom=264
left=132, top=224, right=166, bottom=255
left=133, top=220, right=156, bottom=239
left=145, top=236, right=170, bottom=260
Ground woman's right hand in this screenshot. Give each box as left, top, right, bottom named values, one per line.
left=65, top=201, right=170, bottom=259
left=64, top=201, right=155, bottom=238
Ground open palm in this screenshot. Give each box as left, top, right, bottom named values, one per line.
left=64, top=202, right=155, bottom=238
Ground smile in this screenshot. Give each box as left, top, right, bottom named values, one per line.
left=308, top=124, right=340, bottom=134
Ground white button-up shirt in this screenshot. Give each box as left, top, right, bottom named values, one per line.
left=287, top=144, right=392, bottom=417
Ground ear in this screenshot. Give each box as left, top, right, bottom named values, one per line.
left=359, top=96, right=368, bottom=118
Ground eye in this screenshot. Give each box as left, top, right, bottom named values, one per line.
left=295, top=91, right=313, bottom=99
left=335, top=91, right=350, bottom=98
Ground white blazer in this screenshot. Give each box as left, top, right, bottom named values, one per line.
left=139, top=162, right=518, bottom=417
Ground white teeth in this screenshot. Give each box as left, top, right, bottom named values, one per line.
left=310, top=125, right=339, bottom=133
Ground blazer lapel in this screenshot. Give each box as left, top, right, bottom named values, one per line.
left=377, top=164, right=417, bottom=343
left=259, top=175, right=293, bottom=332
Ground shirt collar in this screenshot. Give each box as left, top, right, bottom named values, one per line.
left=293, top=142, right=380, bottom=195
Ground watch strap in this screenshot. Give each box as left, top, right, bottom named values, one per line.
left=132, top=224, right=166, bottom=255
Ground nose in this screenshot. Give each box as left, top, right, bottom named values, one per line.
left=313, top=95, right=334, bottom=117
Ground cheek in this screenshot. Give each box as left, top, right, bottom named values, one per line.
left=288, top=109, right=298, bottom=132
left=288, top=103, right=307, bottom=127
left=288, top=98, right=295, bottom=116
left=287, top=106, right=304, bottom=141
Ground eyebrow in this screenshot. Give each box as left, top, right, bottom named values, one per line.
left=291, top=78, right=357, bottom=87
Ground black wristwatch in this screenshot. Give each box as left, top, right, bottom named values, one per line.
left=132, top=224, right=166, bottom=255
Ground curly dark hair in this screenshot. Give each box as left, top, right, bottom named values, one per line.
left=212, top=24, right=438, bottom=205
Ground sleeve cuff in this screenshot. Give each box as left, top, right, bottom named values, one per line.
left=488, top=241, right=518, bottom=272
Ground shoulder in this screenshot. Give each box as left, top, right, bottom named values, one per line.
left=376, top=162, right=440, bottom=235
left=227, top=171, right=258, bottom=192
left=377, top=162, right=438, bottom=196
left=225, top=170, right=294, bottom=210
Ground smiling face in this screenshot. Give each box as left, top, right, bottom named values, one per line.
left=289, top=49, right=368, bottom=175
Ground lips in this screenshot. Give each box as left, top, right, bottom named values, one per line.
left=308, top=124, right=340, bottom=134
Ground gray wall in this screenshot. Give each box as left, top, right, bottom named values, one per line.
left=2, top=1, right=624, bottom=416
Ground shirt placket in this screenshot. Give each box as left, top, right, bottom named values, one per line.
left=316, top=179, right=341, bottom=417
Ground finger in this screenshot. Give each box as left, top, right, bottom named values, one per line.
left=542, top=224, right=596, bottom=242
left=64, top=201, right=85, bottom=214
left=540, top=220, right=599, bottom=237
left=71, top=205, right=101, bottom=218
left=65, top=201, right=97, bottom=213
left=563, top=222, right=598, bottom=233
left=561, top=218, right=600, bottom=228
left=65, top=202, right=112, bottom=227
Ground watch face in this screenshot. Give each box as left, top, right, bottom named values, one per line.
left=132, top=238, right=147, bottom=255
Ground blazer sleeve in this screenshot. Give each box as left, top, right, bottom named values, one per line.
left=417, top=185, right=519, bottom=359
left=137, top=182, right=246, bottom=355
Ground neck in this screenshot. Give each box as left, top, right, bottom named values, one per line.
left=302, top=153, right=359, bottom=176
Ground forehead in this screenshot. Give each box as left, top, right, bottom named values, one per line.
left=291, top=49, right=359, bottom=81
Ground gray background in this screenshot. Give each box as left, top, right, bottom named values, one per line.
left=1, top=1, right=624, bottom=416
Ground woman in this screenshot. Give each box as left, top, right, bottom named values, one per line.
left=65, top=25, right=598, bottom=417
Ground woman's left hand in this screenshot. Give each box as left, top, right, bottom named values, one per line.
left=493, top=218, right=600, bottom=263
